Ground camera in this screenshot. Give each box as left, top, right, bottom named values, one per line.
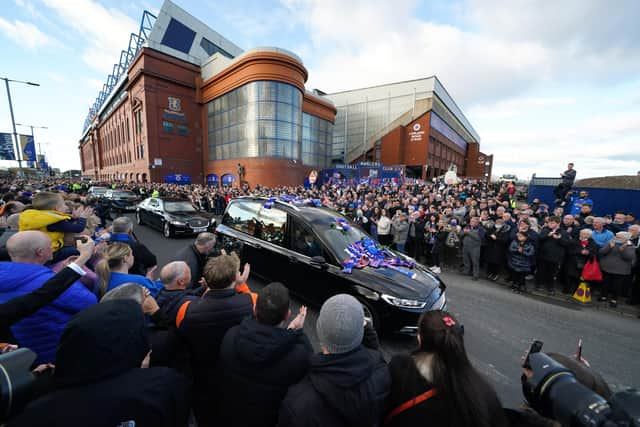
left=0, top=348, right=38, bottom=422
left=521, top=343, right=640, bottom=426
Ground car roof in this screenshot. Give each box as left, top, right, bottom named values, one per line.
left=230, top=197, right=341, bottom=223
left=156, top=197, right=191, bottom=202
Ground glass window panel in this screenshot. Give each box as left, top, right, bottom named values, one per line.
left=256, top=207, right=287, bottom=246
left=246, top=102, right=257, bottom=120
left=246, top=82, right=259, bottom=101
left=259, top=121, right=276, bottom=138
left=236, top=141, right=248, bottom=158
left=259, top=102, right=276, bottom=120
left=236, top=85, right=247, bottom=106
left=162, top=121, right=174, bottom=133
left=236, top=104, right=247, bottom=122
left=220, top=95, right=228, bottom=111
left=221, top=111, right=229, bottom=128
left=208, top=117, right=215, bottom=132
left=262, top=139, right=277, bottom=156
left=215, top=145, right=222, bottom=159
left=276, top=122, right=292, bottom=139
left=277, top=103, right=292, bottom=121
left=282, top=140, right=293, bottom=159
left=303, top=113, right=311, bottom=127
left=246, top=135, right=259, bottom=157
left=213, top=97, right=221, bottom=111
left=277, top=83, right=293, bottom=103
left=221, top=144, right=229, bottom=159
left=226, top=91, right=237, bottom=109
left=229, top=108, right=239, bottom=124
left=260, top=81, right=277, bottom=101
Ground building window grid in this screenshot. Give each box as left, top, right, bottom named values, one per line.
left=207, top=81, right=302, bottom=161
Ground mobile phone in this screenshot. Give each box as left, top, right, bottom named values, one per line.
left=522, top=339, right=543, bottom=368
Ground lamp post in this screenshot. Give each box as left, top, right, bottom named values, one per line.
left=2, top=77, right=40, bottom=176
left=16, top=123, right=48, bottom=169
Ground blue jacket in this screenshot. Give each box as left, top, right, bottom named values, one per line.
left=0, top=262, right=97, bottom=364
left=107, top=272, right=163, bottom=297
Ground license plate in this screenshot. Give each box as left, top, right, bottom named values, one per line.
left=193, top=226, right=208, bottom=232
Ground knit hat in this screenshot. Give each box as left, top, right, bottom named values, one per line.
left=316, top=294, right=364, bottom=354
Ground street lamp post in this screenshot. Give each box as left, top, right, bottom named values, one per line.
left=2, top=77, right=40, bottom=176
left=16, top=123, right=48, bottom=169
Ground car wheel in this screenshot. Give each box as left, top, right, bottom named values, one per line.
left=163, top=221, right=174, bottom=238
left=357, top=297, right=380, bottom=332
left=136, top=211, right=143, bottom=226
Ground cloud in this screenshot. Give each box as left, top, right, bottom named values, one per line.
left=468, top=97, right=576, bottom=119
left=41, top=0, right=138, bottom=73
left=0, top=17, right=61, bottom=50
left=282, top=0, right=551, bottom=105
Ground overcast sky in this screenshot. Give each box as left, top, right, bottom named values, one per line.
left=1, top=0, right=639, bottom=180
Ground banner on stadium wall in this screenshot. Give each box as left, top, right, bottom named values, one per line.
left=164, top=174, right=192, bottom=184
left=19, top=134, right=36, bottom=162
left=207, top=174, right=219, bottom=186
left=0, top=133, right=16, bottom=160
left=221, top=173, right=236, bottom=186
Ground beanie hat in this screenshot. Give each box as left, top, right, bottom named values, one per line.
left=316, top=294, right=364, bottom=354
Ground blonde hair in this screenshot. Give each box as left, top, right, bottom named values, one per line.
left=32, top=192, right=63, bottom=211
left=203, top=252, right=240, bottom=289
left=96, top=242, right=132, bottom=296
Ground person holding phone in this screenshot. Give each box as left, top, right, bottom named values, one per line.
left=598, top=231, right=636, bottom=307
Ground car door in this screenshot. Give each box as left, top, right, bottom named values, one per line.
left=146, top=198, right=162, bottom=229
left=285, top=216, right=346, bottom=305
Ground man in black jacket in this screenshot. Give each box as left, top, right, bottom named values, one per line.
left=536, top=216, right=571, bottom=295
left=277, top=294, right=390, bottom=427
left=217, top=282, right=312, bottom=427
left=8, top=299, right=191, bottom=427
left=177, top=252, right=253, bottom=427
left=110, top=216, right=157, bottom=276
left=170, top=232, right=215, bottom=288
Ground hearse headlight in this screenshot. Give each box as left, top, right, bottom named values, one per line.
left=381, top=294, right=427, bottom=309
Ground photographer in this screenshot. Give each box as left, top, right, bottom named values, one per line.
left=520, top=343, right=638, bottom=427
left=598, top=232, right=636, bottom=307
left=536, top=216, right=571, bottom=295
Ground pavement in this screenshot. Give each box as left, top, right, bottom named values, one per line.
left=126, top=213, right=640, bottom=409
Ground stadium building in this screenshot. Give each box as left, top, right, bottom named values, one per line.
left=79, top=0, right=490, bottom=186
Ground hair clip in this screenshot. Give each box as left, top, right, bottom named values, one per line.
left=442, top=316, right=456, bottom=327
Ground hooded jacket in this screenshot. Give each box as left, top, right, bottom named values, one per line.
left=217, top=317, right=313, bottom=427
left=18, top=209, right=71, bottom=251
left=8, top=300, right=191, bottom=427
left=277, top=345, right=391, bottom=427
left=0, top=262, right=97, bottom=364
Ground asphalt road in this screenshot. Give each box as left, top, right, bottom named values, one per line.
left=126, top=213, right=640, bottom=408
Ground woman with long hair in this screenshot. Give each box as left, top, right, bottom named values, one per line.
left=96, top=242, right=162, bottom=297
left=385, top=310, right=509, bottom=427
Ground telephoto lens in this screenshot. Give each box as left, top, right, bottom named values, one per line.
left=0, top=348, right=37, bottom=422
left=522, top=352, right=611, bottom=426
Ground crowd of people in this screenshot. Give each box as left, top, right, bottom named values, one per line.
left=0, top=166, right=636, bottom=426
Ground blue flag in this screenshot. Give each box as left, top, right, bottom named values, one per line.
left=0, top=133, right=16, bottom=160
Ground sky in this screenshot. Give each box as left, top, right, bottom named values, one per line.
left=1, top=0, right=639, bottom=180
